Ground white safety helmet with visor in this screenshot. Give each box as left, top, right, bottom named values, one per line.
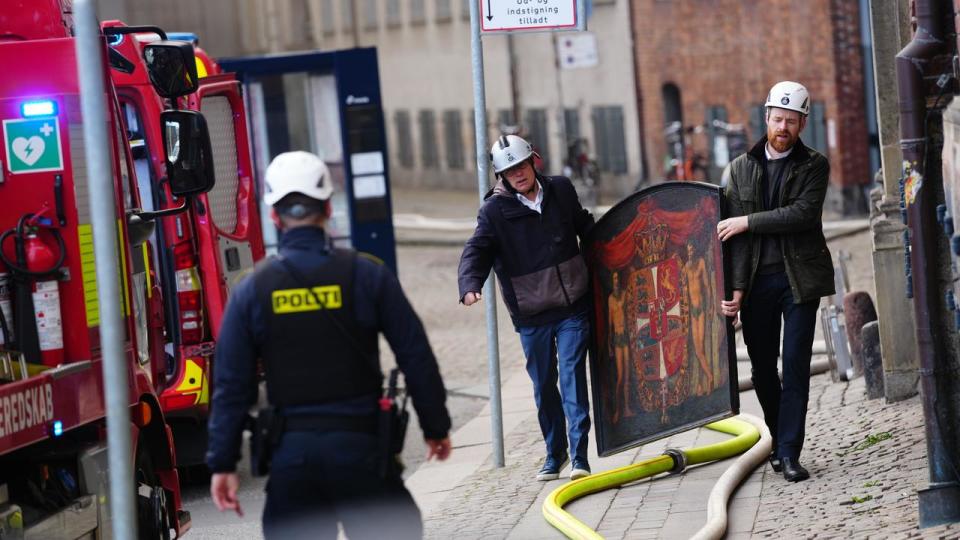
left=490, top=134, right=539, bottom=174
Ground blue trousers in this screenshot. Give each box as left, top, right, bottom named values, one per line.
left=518, top=311, right=591, bottom=462
left=740, top=272, right=819, bottom=460
left=262, top=430, right=421, bottom=539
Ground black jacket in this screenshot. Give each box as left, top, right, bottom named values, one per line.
left=206, top=227, right=450, bottom=473
left=725, top=137, right=836, bottom=303
left=458, top=175, right=594, bottom=327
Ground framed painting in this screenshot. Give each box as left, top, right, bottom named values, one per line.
left=585, top=182, right=739, bottom=456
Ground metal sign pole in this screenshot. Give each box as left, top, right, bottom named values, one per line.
left=469, top=0, right=505, bottom=468
left=73, top=1, right=137, bottom=537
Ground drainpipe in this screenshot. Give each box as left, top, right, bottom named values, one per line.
left=626, top=0, right=649, bottom=182
left=895, top=0, right=960, bottom=527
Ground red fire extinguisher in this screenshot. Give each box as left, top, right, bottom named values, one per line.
left=0, top=213, right=66, bottom=366
left=24, top=229, right=64, bottom=365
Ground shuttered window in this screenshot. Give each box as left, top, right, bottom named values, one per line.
left=592, top=106, right=627, bottom=174
left=419, top=110, right=438, bottom=168
left=386, top=0, right=401, bottom=27
left=444, top=110, right=464, bottom=169
left=411, top=0, right=426, bottom=24
left=394, top=110, right=414, bottom=168
left=806, top=102, right=828, bottom=156
left=525, top=108, right=549, bottom=169
left=321, top=0, right=335, bottom=34
left=363, top=0, right=378, bottom=30
left=436, top=0, right=452, bottom=21
left=564, top=108, right=580, bottom=142
left=341, top=0, right=353, bottom=29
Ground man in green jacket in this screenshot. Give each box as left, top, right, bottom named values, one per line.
left=716, top=81, right=835, bottom=483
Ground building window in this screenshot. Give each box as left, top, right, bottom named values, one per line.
left=419, top=110, right=438, bottom=168
left=592, top=106, right=628, bottom=174
left=444, top=110, right=464, bottom=169
left=386, top=0, right=402, bottom=27
left=287, top=0, right=313, bottom=46
left=497, top=109, right=516, bottom=132
left=525, top=108, right=549, bottom=169
left=395, top=110, right=414, bottom=168
left=564, top=108, right=580, bottom=142
left=436, top=0, right=452, bottom=21
left=320, top=0, right=335, bottom=35
left=341, top=0, right=354, bottom=30
left=807, top=102, right=828, bottom=156
left=467, top=110, right=477, bottom=169
left=749, top=104, right=766, bottom=142
left=362, top=0, right=378, bottom=30
left=411, top=0, right=426, bottom=24
left=563, top=108, right=580, bottom=168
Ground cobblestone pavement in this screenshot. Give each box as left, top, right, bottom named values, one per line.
left=421, top=376, right=960, bottom=539
left=389, top=187, right=959, bottom=540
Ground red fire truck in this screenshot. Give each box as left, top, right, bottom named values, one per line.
left=0, top=2, right=242, bottom=537
left=103, top=21, right=265, bottom=470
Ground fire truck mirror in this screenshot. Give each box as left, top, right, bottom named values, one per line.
left=161, top=110, right=215, bottom=197
left=143, top=41, right=199, bottom=99
left=126, top=213, right=156, bottom=247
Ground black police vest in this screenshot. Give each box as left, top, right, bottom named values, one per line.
left=254, top=249, right=381, bottom=407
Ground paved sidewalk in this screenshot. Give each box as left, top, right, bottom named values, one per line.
left=392, top=187, right=958, bottom=538
left=407, top=363, right=959, bottom=539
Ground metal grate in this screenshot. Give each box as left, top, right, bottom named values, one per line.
left=201, top=96, right=240, bottom=233
left=69, top=123, right=91, bottom=225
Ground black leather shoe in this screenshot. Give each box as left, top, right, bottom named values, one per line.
left=768, top=453, right=782, bottom=473
left=781, top=457, right=810, bottom=482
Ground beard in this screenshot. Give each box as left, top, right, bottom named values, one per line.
left=767, top=128, right=798, bottom=153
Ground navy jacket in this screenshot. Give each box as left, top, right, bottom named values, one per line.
left=206, top=226, right=450, bottom=473
left=458, top=175, right=594, bottom=328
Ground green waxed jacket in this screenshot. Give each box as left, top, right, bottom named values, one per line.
left=724, top=136, right=836, bottom=304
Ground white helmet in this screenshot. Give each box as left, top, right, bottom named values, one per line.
left=490, top=134, right=536, bottom=174
left=263, top=151, right=333, bottom=206
left=765, top=81, right=810, bottom=116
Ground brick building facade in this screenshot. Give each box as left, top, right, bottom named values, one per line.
left=630, top=0, right=873, bottom=213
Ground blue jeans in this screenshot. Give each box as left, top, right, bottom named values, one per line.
left=262, top=430, right=421, bottom=539
left=740, top=271, right=819, bottom=460
left=518, top=310, right=591, bottom=462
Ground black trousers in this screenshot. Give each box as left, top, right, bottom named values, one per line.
left=740, top=271, right=819, bottom=460
left=262, top=430, right=422, bottom=539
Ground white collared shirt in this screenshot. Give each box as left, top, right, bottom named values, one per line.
left=765, top=143, right=794, bottom=160
left=516, top=180, right=544, bottom=213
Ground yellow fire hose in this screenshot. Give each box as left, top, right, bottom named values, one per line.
left=543, top=416, right=763, bottom=540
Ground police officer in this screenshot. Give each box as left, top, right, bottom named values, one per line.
left=207, top=151, right=452, bottom=538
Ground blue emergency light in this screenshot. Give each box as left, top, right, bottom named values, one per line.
left=21, top=100, right=57, bottom=118
left=168, top=32, right=199, bottom=45
left=52, top=420, right=63, bottom=437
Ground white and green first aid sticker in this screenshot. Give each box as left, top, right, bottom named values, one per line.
left=3, top=117, right=63, bottom=174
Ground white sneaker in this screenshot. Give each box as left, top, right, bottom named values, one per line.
left=536, top=457, right=569, bottom=481
left=570, top=459, right=591, bottom=480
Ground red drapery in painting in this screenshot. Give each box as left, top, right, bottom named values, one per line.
left=594, top=197, right=718, bottom=269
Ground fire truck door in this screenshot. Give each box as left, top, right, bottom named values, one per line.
left=112, top=113, right=152, bottom=375
left=190, top=81, right=264, bottom=338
